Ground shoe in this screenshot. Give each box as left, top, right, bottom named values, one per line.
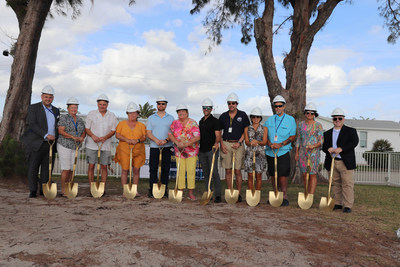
left=343, top=207, right=352, bottom=213
left=266, top=200, right=270, bottom=205
left=147, top=192, right=154, bottom=198
left=39, top=190, right=43, bottom=196
left=333, top=204, right=343, bottom=210
left=29, top=191, right=37, bottom=198
left=163, top=191, right=169, bottom=198
left=281, top=199, right=289, bottom=207
left=214, top=196, right=222, bottom=203
left=238, top=194, right=242, bottom=203
left=187, top=195, right=197, bottom=201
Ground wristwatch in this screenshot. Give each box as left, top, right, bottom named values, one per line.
left=137, top=139, right=140, bottom=143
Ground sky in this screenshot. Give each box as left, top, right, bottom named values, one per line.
left=0, top=0, right=399, bottom=122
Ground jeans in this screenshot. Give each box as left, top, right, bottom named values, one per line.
left=198, top=150, right=221, bottom=197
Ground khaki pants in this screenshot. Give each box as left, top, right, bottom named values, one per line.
left=220, top=140, right=245, bottom=169
left=332, top=160, right=354, bottom=208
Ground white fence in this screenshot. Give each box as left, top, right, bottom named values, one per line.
left=53, top=147, right=400, bottom=186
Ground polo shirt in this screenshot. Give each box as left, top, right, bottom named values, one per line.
left=264, top=113, right=296, bottom=157
left=219, top=109, right=250, bottom=141
left=199, top=114, right=222, bottom=153
left=147, top=112, right=174, bottom=148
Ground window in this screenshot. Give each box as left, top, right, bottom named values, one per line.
left=359, top=131, right=367, bottom=148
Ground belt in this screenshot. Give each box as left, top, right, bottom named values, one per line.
left=335, top=158, right=342, bottom=160
left=223, top=139, right=239, bottom=143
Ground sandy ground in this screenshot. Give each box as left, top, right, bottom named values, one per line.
left=0, top=179, right=399, bottom=267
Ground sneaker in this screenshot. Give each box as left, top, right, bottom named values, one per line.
left=333, top=204, right=343, bottom=210
left=214, top=196, right=222, bottom=203
left=343, top=207, right=352, bottom=213
left=238, top=194, right=242, bottom=203
left=281, top=199, right=289, bottom=207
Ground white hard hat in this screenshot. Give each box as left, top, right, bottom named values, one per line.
left=66, top=97, right=79, bottom=105
left=97, top=94, right=109, bottom=102
left=226, top=92, right=239, bottom=103
left=41, top=85, right=55, bottom=95
left=176, top=104, right=188, bottom=111
left=126, top=102, right=139, bottom=113
left=250, top=107, right=263, bottom=116
left=331, top=107, right=345, bottom=117
left=201, top=97, right=213, bottom=107
left=304, top=102, right=317, bottom=112
left=272, top=95, right=286, bottom=104
left=156, top=95, right=168, bottom=103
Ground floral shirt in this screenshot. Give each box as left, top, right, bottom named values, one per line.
left=170, top=119, right=200, bottom=158
left=57, top=114, right=85, bottom=150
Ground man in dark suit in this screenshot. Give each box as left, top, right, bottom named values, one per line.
left=322, top=108, right=359, bottom=213
left=21, top=85, right=60, bottom=198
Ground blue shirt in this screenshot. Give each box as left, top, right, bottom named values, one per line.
left=147, top=112, right=174, bottom=148
left=264, top=113, right=296, bottom=157
left=43, top=104, right=56, bottom=139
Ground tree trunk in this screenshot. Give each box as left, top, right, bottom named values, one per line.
left=0, top=0, right=53, bottom=143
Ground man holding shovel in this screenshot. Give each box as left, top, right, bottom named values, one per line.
left=322, top=108, right=359, bottom=213
left=264, top=95, right=296, bottom=206
left=22, top=85, right=60, bottom=198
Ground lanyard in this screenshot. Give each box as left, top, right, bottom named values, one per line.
left=69, top=114, right=79, bottom=136
left=275, top=114, right=285, bottom=136
left=44, top=106, right=54, bottom=116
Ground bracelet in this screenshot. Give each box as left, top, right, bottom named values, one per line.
left=165, top=139, right=169, bottom=142
left=137, top=139, right=140, bottom=143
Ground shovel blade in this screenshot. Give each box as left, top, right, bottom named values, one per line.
left=168, top=189, right=182, bottom=203
left=90, top=182, right=105, bottom=198
left=200, top=191, right=213, bottom=206
left=319, top=196, right=335, bottom=211
left=66, top=183, right=78, bottom=199
left=152, top=183, right=166, bottom=199
left=298, top=192, right=314, bottom=210
left=42, top=183, right=57, bottom=200
left=245, top=189, right=261, bottom=207
left=224, top=189, right=239, bottom=204
left=268, top=190, right=283, bottom=207
left=123, top=184, right=137, bottom=199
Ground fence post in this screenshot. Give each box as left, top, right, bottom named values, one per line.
left=387, top=153, right=391, bottom=184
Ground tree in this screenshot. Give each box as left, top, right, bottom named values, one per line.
left=139, top=102, right=156, bottom=119
left=371, top=139, right=394, bottom=152
left=0, top=0, right=135, bottom=144
left=379, top=0, right=400, bottom=43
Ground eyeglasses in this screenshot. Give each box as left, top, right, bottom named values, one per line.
left=305, top=111, right=315, bottom=115
left=250, top=115, right=262, bottom=119
left=157, top=102, right=166, bottom=106
left=333, top=117, right=343, bottom=121
left=227, top=102, right=238, bottom=106
left=202, top=106, right=212, bottom=110
left=274, top=104, right=284, bottom=108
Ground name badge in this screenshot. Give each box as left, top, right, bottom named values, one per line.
left=274, top=135, right=278, bottom=141
left=228, top=127, right=232, bottom=133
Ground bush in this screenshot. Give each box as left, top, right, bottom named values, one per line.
left=371, top=139, right=394, bottom=152
left=0, top=136, right=27, bottom=177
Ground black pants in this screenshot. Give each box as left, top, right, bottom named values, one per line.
left=27, top=141, right=55, bottom=192
left=198, top=150, right=221, bottom=197
left=149, top=147, right=172, bottom=191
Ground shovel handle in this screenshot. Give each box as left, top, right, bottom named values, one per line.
left=47, top=140, right=55, bottom=185
left=272, top=149, right=280, bottom=196
left=327, top=154, right=336, bottom=198
left=207, top=147, right=218, bottom=192
left=157, top=147, right=164, bottom=187
left=70, top=141, right=81, bottom=184
left=96, top=142, right=104, bottom=184
left=230, top=150, right=236, bottom=194
left=128, top=145, right=134, bottom=186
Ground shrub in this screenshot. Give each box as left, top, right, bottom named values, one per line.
left=0, top=136, right=27, bottom=177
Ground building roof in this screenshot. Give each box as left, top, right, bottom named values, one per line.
left=317, top=116, right=400, bottom=131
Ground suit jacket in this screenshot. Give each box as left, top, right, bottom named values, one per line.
left=322, top=125, right=359, bottom=170
left=21, top=102, right=60, bottom=152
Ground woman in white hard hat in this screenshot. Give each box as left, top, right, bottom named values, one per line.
left=295, top=102, right=323, bottom=195
left=168, top=104, right=200, bottom=200
left=244, top=107, right=268, bottom=192
left=114, top=102, right=147, bottom=195
left=57, top=97, right=86, bottom=196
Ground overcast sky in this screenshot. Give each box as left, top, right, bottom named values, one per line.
left=0, top=0, right=399, bottom=122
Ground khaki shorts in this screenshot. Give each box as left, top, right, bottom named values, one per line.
left=220, top=140, right=245, bottom=170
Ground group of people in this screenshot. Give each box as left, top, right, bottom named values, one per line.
left=22, top=86, right=359, bottom=213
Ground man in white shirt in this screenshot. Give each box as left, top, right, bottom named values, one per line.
left=85, top=94, right=118, bottom=186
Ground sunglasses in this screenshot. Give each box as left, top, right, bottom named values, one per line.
left=250, top=115, right=262, bottom=119
left=274, top=104, right=284, bottom=108
left=157, top=102, right=166, bottom=106
left=333, top=117, right=343, bottom=121
left=202, top=106, right=212, bottom=110
left=305, top=111, right=315, bottom=115
left=227, top=102, right=238, bottom=106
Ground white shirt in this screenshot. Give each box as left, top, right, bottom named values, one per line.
left=332, top=128, right=342, bottom=159
left=85, top=109, right=118, bottom=151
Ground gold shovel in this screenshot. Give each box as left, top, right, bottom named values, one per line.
left=65, top=141, right=80, bottom=199
left=225, top=150, right=239, bottom=204
left=169, top=150, right=183, bottom=203
left=152, top=147, right=166, bottom=199
left=319, top=155, right=336, bottom=211
left=246, top=146, right=261, bottom=206
left=269, top=149, right=283, bottom=207
left=123, top=145, right=137, bottom=199
left=298, top=152, right=314, bottom=209
left=42, top=140, right=57, bottom=200
left=200, top=147, right=218, bottom=205
left=90, top=142, right=105, bottom=198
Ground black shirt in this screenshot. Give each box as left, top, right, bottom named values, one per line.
left=199, top=114, right=222, bottom=153
left=219, top=109, right=250, bottom=140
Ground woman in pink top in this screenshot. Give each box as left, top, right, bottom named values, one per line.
left=168, top=104, right=200, bottom=200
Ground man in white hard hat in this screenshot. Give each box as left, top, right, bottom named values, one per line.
left=219, top=92, right=250, bottom=202
left=264, top=95, right=296, bottom=206
left=146, top=95, right=174, bottom=198
left=322, top=108, right=359, bottom=213
left=21, top=85, right=60, bottom=198
left=85, top=94, right=118, bottom=189
left=199, top=97, right=222, bottom=203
